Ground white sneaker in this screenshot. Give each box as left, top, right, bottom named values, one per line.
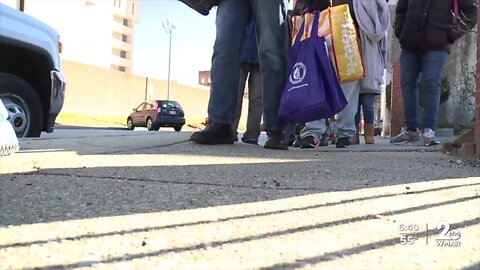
left=422, top=128, right=440, bottom=146
left=390, top=128, right=421, bottom=144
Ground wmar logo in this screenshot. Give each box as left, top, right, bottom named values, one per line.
left=289, top=62, right=307, bottom=85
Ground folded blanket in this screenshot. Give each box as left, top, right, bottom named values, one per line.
left=0, top=99, right=19, bottom=156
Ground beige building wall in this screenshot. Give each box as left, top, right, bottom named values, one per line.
left=2, top=0, right=140, bottom=73
left=61, top=61, right=250, bottom=125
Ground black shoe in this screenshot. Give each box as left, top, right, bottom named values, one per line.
left=292, top=138, right=302, bottom=148
left=300, top=136, right=319, bottom=149
left=241, top=137, right=259, bottom=145
left=288, top=133, right=295, bottom=146
left=336, top=136, right=351, bottom=148
left=264, top=131, right=289, bottom=150
left=319, top=133, right=329, bottom=146
left=233, top=131, right=239, bottom=142
left=190, top=123, right=234, bottom=144
left=178, top=0, right=219, bottom=16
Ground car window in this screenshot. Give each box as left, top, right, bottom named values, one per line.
left=145, top=103, right=155, bottom=110
left=136, top=103, right=146, bottom=111
left=161, top=101, right=182, bottom=109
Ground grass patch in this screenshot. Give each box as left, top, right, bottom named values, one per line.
left=56, top=112, right=126, bottom=128
left=56, top=112, right=234, bottom=129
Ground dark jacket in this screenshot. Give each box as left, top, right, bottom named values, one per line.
left=240, top=19, right=259, bottom=64
left=394, top=0, right=477, bottom=53
left=294, top=0, right=357, bottom=27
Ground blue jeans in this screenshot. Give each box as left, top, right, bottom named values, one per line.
left=355, top=93, right=376, bottom=126
left=301, top=80, right=360, bottom=139
left=208, top=0, right=288, bottom=131
left=400, top=49, right=448, bottom=130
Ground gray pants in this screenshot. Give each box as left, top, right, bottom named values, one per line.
left=232, top=63, right=263, bottom=140
left=301, top=80, right=360, bottom=140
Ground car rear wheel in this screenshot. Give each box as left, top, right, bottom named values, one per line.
left=0, top=73, right=43, bottom=137
left=174, top=125, right=182, bottom=132
left=146, top=118, right=153, bottom=130
left=127, top=118, right=134, bottom=130
left=146, top=118, right=159, bottom=131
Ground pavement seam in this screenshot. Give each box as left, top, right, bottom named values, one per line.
left=88, top=140, right=190, bottom=155
left=15, top=171, right=325, bottom=191
left=19, top=171, right=480, bottom=193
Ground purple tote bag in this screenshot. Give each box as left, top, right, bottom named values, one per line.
left=278, top=10, right=347, bottom=123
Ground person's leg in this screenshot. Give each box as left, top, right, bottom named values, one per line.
left=232, top=63, right=249, bottom=139
left=190, top=0, right=249, bottom=144
left=361, top=93, right=376, bottom=125
left=300, top=120, right=326, bottom=141
left=242, top=63, right=262, bottom=142
left=419, top=51, right=448, bottom=131
left=362, top=93, right=376, bottom=144
left=351, top=93, right=363, bottom=145
left=355, top=94, right=363, bottom=127
left=400, top=49, right=422, bottom=130
left=207, top=0, right=250, bottom=124
left=390, top=49, right=422, bottom=144
left=251, top=0, right=289, bottom=150
left=419, top=50, right=448, bottom=145
left=335, top=80, right=360, bottom=148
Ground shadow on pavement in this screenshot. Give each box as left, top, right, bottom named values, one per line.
left=1, top=148, right=479, bottom=226
left=0, top=175, right=478, bottom=269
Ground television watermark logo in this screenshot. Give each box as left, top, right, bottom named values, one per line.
left=397, top=221, right=461, bottom=247
left=399, top=223, right=420, bottom=245
left=436, top=221, right=461, bottom=247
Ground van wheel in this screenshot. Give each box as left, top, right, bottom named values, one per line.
left=174, top=125, right=182, bottom=132
left=0, top=73, right=43, bottom=137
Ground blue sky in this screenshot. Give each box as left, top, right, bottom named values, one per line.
left=132, top=0, right=217, bottom=85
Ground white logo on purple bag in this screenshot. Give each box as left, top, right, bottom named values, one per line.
left=289, top=62, right=307, bottom=85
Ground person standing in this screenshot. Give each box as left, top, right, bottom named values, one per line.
left=351, top=0, right=390, bottom=145
left=190, top=0, right=290, bottom=150
left=296, top=0, right=361, bottom=149
left=231, top=18, right=263, bottom=145
left=390, top=0, right=477, bottom=146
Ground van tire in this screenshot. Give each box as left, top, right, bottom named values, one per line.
left=0, top=73, right=43, bottom=137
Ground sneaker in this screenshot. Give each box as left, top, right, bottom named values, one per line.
left=422, top=128, right=440, bottom=146
left=301, top=136, right=319, bottom=149
left=336, top=136, right=351, bottom=148
left=241, top=137, right=259, bottom=145
left=264, top=131, right=289, bottom=150
left=390, top=128, right=421, bottom=144
left=190, top=123, right=234, bottom=144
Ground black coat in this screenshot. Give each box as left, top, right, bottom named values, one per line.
left=394, top=0, right=477, bottom=52
left=294, top=0, right=357, bottom=26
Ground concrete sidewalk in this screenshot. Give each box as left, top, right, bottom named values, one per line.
left=0, top=131, right=479, bottom=269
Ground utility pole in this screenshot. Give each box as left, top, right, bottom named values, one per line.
left=19, top=0, right=25, bottom=11
left=162, top=18, right=176, bottom=100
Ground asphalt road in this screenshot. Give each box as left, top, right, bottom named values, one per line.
left=0, top=129, right=479, bottom=270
